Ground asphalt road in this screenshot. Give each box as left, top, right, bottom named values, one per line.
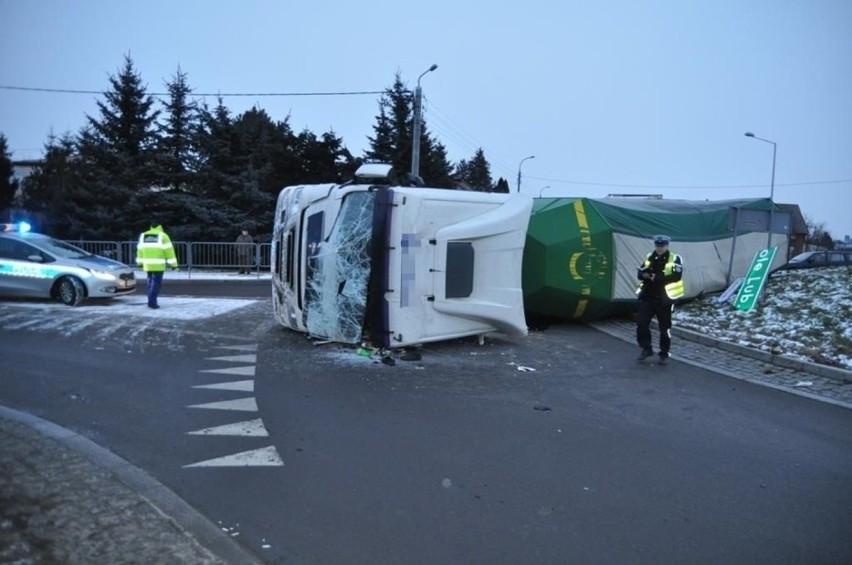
left=1, top=289, right=851, bottom=564
left=134, top=276, right=271, bottom=299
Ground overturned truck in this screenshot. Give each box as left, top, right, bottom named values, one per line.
left=522, top=196, right=787, bottom=322
left=271, top=165, right=533, bottom=348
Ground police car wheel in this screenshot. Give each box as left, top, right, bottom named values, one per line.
left=57, top=276, right=85, bottom=306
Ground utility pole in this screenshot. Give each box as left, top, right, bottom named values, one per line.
left=411, top=64, right=438, bottom=179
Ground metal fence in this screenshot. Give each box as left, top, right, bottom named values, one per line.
left=63, top=239, right=272, bottom=274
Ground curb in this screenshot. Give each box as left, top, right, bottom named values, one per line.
left=669, top=325, right=852, bottom=384
left=0, top=404, right=262, bottom=565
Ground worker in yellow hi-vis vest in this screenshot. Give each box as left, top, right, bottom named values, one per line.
left=136, top=222, right=178, bottom=309
left=635, top=235, right=684, bottom=364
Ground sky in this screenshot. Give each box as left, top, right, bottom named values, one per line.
left=1, top=0, right=850, bottom=239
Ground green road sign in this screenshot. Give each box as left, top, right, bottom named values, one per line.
left=734, top=246, right=777, bottom=312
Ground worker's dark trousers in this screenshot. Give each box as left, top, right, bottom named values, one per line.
left=146, top=271, right=164, bottom=308
left=636, top=298, right=673, bottom=355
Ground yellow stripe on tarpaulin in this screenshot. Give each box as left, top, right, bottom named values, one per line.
left=573, top=286, right=591, bottom=319
left=572, top=199, right=591, bottom=318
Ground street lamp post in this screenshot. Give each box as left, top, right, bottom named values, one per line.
left=744, top=132, right=777, bottom=248
left=411, top=64, right=438, bottom=179
left=538, top=185, right=551, bottom=198
left=517, top=155, right=535, bottom=193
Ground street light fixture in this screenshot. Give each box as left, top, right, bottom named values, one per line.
left=517, top=155, right=535, bottom=193
left=744, top=131, right=777, bottom=248
left=411, top=64, right=438, bottom=179
left=538, top=185, right=551, bottom=198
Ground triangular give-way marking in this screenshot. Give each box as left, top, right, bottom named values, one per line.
left=200, top=365, right=255, bottom=376
left=188, top=397, right=258, bottom=412
left=183, top=446, right=283, bottom=468
left=193, top=379, right=254, bottom=392
left=205, top=354, right=257, bottom=364
left=187, top=418, right=268, bottom=437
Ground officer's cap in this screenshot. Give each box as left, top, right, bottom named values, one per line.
left=653, top=235, right=671, bottom=246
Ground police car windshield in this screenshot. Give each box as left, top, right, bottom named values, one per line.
left=37, top=237, right=92, bottom=259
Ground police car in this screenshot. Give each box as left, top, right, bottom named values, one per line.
left=0, top=223, right=136, bottom=306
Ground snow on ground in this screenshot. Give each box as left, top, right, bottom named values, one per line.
left=5, top=295, right=257, bottom=321
left=673, top=267, right=852, bottom=370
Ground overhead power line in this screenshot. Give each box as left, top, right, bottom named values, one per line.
left=525, top=175, right=852, bottom=190
left=0, top=85, right=383, bottom=97
left=4, top=85, right=850, bottom=192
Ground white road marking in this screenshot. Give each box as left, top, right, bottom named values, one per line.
left=188, top=397, right=258, bottom=411
left=200, top=365, right=256, bottom=376
left=185, top=341, right=281, bottom=469
left=187, top=418, right=269, bottom=437
left=205, top=354, right=257, bottom=364
left=217, top=344, right=258, bottom=352
left=193, top=379, right=254, bottom=392
left=183, top=446, right=284, bottom=468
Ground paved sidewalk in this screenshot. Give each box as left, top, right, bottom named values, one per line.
left=0, top=405, right=260, bottom=565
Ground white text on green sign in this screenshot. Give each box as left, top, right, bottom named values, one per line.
left=734, top=246, right=777, bottom=312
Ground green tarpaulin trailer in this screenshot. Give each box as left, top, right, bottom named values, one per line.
left=522, top=197, right=786, bottom=322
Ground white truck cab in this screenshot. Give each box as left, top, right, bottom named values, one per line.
left=271, top=164, right=532, bottom=348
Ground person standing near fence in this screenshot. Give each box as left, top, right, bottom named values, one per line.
left=136, top=222, right=178, bottom=309
left=236, top=229, right=254, bottom=274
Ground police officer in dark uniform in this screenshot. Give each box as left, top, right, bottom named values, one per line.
left=636, top=235, right=684, bottom=363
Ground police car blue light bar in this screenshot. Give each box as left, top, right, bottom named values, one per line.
left=2, top=222, right=32, bottom=233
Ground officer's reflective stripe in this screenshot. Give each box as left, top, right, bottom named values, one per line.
left=138, top=258, right=167, bottom=265
left=664, top=253, right=684, bottom=299
left=138, top=242, right=172, bottom=250
left=635, top=252, right=685, bottom=299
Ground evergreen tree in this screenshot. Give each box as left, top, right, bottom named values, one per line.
left=0, top=134, right=17, bottom=211
left=158, top=66, right=201, bottom=192
left=295, top=129, right=358, bottom=184
left=195, top=98, right=237, bottom=201
left=365, top=73, right=414, bottom=175
left=79, top=54, right=160, bottom=191
left=493, top=177, right=510, bottom=194
left=419, top=136, right=454, bottom=188
left=454, top=148, right=493, bottom=191
left=365, top=72, right=454, bottom=187
left=20, top=135, right=89, bottom=237
left=54, top=54, right=162, bottom=238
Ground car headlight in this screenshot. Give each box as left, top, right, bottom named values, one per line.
left=88, top=268, right=117, bottom=281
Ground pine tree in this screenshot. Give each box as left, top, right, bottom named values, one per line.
left=158, top=66, right=201, bottom=192
left=419, top=137, right=454, bottom=188
left=80, top=54, right=160, bottom=191
left=195, top=98, right=236, bottom=201
left=494, top=177, right=510, bottom=194
left=295, top=129, right=357, bottom=184
left=0, top=134, right=17, bottom=211
left=365, top=73, right=413, bottom=175
left=454, top=149, right=493, bottom=191
left=365, top=72, right=454, bottom=188
left=55, top=54, right=163, bottom=238
left=20, top=135, right=90, bottom=238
